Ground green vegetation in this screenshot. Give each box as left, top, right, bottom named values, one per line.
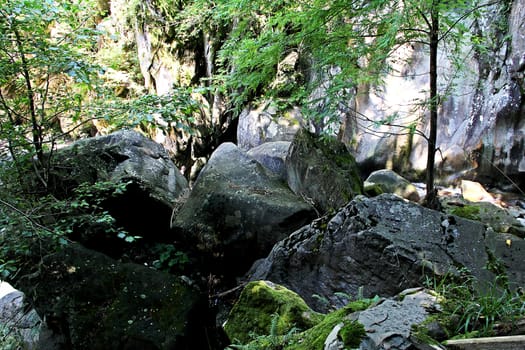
left=0, top=0, right=102, bottom=183
left=0, top=0, right=203, bottom=280
left=450, top=205, right=481, bottom=221
left=286, top=303, right=367, bottom=350
left=226, top=282, right=375, bottom=349
left=0, top=323, right=26, bottom=350
left=423, top=271, right=525, bottom=339
left=224, top=281, right=324, bottom=345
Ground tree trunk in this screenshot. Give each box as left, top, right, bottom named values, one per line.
left=14, top=26, right=47, bottom=188
left=423, top=4, right=441, bottom=210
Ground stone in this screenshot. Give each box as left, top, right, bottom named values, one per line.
left=247, top=141, right=291, bottom=181
left=356, top=288, right=443, bottom=350
left=441, top=198, right=525, bottom=237
left=52, top=129, right=188, bottom=206
left=171, top=142, right=316, bottom=276
left=460, top=180, right=495, bottom=203
left=14, top=243, right=210, bottom=350
left=0, top=281, right=43, bottom=350
left=237, top=101, right=304, bottom=150
left=364, top=169, right=421, bottom=202
left=50, top=130, right=188, bottom=246
left=286, top=129, right=363, bottom=214
left=248, top=194, right=512, bottom=312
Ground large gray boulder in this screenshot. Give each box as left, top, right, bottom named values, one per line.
left=248, top=194, right=517, bottom=312
left=286, top=129, right=363, bottom=214
left=364, top=169, right=420, bottom=202
left=171, top=142, right=317, bottom=275
left=52, top=129, right=188, bottom=206
left=325, top=288, right=444, bottom=350
left=50, top=129, right=188, bottom=244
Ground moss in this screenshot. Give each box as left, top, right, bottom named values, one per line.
left=224, top=281, right=324, bottom=344
left=364, top=182, right=384, bottom=197
left=339, top=320, right=366, bottom=348
left=286, top=303, right=362, bottom=350
left=450, top=205, right=480, bottom=221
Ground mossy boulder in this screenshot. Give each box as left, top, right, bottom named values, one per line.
left=224, top=281, right=323, bottom=344
left=286, top=129, right=363, bottom=214
left=442, top=199, right=525, bottom=237
left=364, top=169, right=420, bottom=202
left=15, top=243, right=210, bottom=350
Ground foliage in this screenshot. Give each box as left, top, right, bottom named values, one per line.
left=424, top=271, right=525, bottom=338
left=209, top=0, right=499, bottom=207
left=286, top=303, right=367, bottom=350
left=227, top=313, right=299, bottom=350
left=339, top=320, right=366, bottom=348
left=0, top=0, right=102, bottom=184
left=0, top=176, right=138, bottom=279
left=50, top=180, right=141, bottom=243
left=152, top=243, right=189, bottom=272
left=0, top=322, right=26, bottom=350
left=96, top=87, right=203, bottom=135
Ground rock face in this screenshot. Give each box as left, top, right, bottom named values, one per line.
left=237, top=102, right=304, bottom=150
left=171, top=142, right=317, bottom=276
left=248, top=194, right=511, bottom=312
left=15, top=243, right=209, bottom=350
left=350, top=0, right=525, bottom=188
left=286, top=129, right=363, bottom=214
left=356, top=289, right=441, bottom=350
left=52, top=129, right=188, bottom=205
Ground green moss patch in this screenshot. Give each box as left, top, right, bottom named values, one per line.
left=450, top=205, right=481, bottom=221
left=287, top=303, right=366, bottom=350
left=224, top=281, right=324, bottom=344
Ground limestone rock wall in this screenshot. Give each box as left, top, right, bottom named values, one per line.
left=351, top=0, right=524, bottom=188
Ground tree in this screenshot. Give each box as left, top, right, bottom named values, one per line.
left=0, top=0, right=101, bottom=187
left=213, top=0, right=499, bottom=208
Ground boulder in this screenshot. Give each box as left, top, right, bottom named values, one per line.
left=171, top=142, right=316, bottom=276
left=51, top=129, right=188, bottom=206
left=441, top=198, right=525, bottom=237
left=355, top=288, right=444, bottom=350
left=223, top=280, right=323, bottom=344
left=460, top=180, right=495, bottom=203
left=248, top=194, right=512, bottom=312
left=364, top=169, right=421, bottom=202
left=0, top=281, right=43, bottom=350
left=247, top=141, right=291, bottom=181
left=15, top=243, right=211, bottom=350
left=237, top=101, right=304, bottom=150
left=50, top=129, right=188, bottom=244
left=224, top=285, right=445, bottom=350
left=286, top=129, right=363, bottom=214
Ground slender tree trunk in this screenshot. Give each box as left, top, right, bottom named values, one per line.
left=424, top=3, right=440, bottom=209
left=14, top=26, right=48, bottom=188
